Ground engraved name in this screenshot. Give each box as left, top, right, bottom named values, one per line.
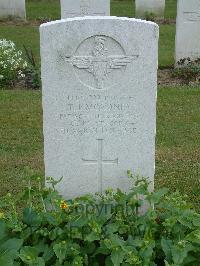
left=55, top=94, right=137, bottom=136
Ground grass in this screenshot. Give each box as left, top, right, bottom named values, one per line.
left=159, top=24, right=175, bottom=68
left=26, top=0, right=60, bottom=21
left=0, top=87, right=199, bottom=211
left=164, top=0, right=177, bottom=19
left=155, top=87, right=200, bottom=210
left=0, top=91, right=43, bottom=196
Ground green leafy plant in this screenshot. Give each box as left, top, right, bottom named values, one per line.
left=0, top=172, right=199, bottom=265
left=23, top=45, right=41, bottom=90
left=0, top=221, right=23, bottom=265
left=144, top=12, right=156, bottom=21
left=0, top=39, right=28, bottom=88
left=173, top=58, right=200, bottom=84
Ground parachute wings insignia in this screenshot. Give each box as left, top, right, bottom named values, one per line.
left=65, top=36, right=139, bottom=89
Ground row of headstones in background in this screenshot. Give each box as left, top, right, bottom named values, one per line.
left=40, top=17, right=158, bottom=199
left=0, top=0, right=165, bottom=20
left=0, top=0, right=26, bottom=19
left=60, top=0, right=165, bottom=19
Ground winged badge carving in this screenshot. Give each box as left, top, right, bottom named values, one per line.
left=66, top=36, right=139, bottom=89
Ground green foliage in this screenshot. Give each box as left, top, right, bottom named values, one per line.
left=143, top=12, right=156, bottom=21
left=23, top=46, right=41, bottom=89
left=0, top=173, right=199, bottom=265
left=0, top=39, right=28, bottom=88
left=173, top=58, right=200, bottom=84
left=0, top=39, right=41, bottom=90
left=0, top=221, right=23, bottom=265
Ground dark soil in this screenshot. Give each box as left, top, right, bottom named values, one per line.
left=7, top=69, right=199, bottom=90
left=156, top=19, right=176, bottom=25
left=0, top=19, right=47, bottom=26
left=158, top=69, right=200, bottom=87
left=0, top=18, right=176, bottom=27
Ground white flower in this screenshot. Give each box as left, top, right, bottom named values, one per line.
left=23, top=62, right=27, bottom=68
left=0, top=38, right=28, bottom=84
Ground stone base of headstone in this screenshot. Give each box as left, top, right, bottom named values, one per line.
left=0, top=0, right=26, bottom=20
left=135, top=0, right=165, bottom=19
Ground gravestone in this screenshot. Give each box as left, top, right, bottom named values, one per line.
left=175, top=0, right=200, bottom=64
left=135, top=0, right=165, bottom=18
left=0, top=0, right=26, bottom=19
left=40, top=17, right=159, bottom=199
left=60, top=0, right=110, bottom=19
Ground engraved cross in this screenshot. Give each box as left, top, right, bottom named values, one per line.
left=82, top=139, right=118, bottom=193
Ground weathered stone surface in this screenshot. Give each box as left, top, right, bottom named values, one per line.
left=135, top=0, right=165, bottom=18
left=175, top=0, right=200, bottom=64
left=40, top=17, right=158, bottom=199
left=0, top=0, right=26, bottom=19
left=60, top=0, right=110, bottom=19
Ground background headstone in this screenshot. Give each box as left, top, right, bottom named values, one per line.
left=40, top=17, right=158, bottom=199
left=0, top=0, right=26, bottom=19
left=60, top=0, right=110, bottom=19
left=175, top=0, right=200, bottom=64
left=135, top=0, right=165, bottom=18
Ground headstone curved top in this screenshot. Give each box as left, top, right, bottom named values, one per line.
left=40, top=16, right=159, bottom=199
left=60, top=0, right=110, bottom=19
left=175, top=0, right=200, bottom=64
left=0, top=0, right=26, bottom=19
left=135, top=0, right=165, bottom=19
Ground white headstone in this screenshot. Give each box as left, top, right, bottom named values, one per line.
left=60, top=0, right=110, bottom=19
left=40, top=17, right=158, bottom=199
left=135, top=0, right=165, bottom=18
left=0, top=0, right=26, bottom=19
left=175, top=0, right=200, bottom=64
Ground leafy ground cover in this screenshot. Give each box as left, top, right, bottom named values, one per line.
left=0, top=175, right=199, bottom=265
left=0, top=25, right=40, bottom=65
left=0, top=87, right=199, bottom=211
